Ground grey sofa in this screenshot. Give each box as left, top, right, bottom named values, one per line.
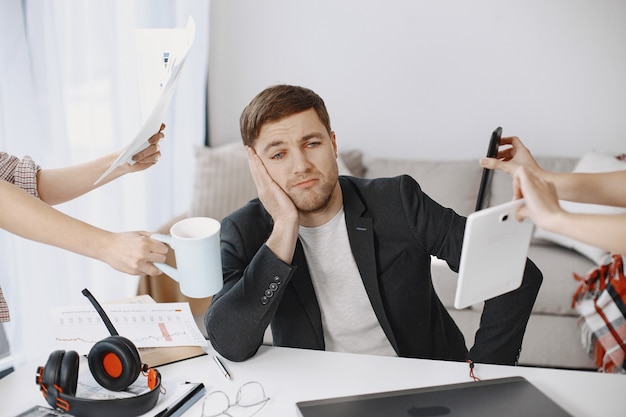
left=139, top=143, right=599, bottom=370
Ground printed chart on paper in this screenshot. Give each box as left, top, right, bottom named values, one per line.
left=52, top=302, right=207, bottom=355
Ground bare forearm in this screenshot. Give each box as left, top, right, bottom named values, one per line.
left=0, top=180, right=111, bottom=256
left=542, top=171, right=626, bottom=208
left=539, top=211, right=626, bottom=255
left=36, top=152, right=126, bottom=205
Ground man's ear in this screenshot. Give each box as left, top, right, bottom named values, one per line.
left=330, top=131, right=338, bottom=157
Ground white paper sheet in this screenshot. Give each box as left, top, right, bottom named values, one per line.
left=94, top=16, right=196, bottom=185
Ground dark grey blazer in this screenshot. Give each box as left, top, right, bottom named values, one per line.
left=205, top=175, right=542, bottom=364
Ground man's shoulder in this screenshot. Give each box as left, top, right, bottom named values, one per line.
left=340, top=174, right=421, bottom=194
left=339, top=175, right=425, bottom=216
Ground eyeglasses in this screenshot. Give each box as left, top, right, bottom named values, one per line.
left=201, top=381, right=270, bottom=417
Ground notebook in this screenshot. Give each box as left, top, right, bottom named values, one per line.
left=454, top=198, right=534, bottom=309
left=296, top=376, right=573, bottom=417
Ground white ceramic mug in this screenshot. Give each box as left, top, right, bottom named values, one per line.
left=151, top=217, right=223, bottom=298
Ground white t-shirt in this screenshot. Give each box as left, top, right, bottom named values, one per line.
left=298, top=208, right=396, bottom=356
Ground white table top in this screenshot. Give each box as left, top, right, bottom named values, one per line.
left=3, top=345, right=625, bottom=417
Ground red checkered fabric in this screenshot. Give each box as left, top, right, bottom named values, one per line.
left=572, top=254, right=626, bottom=373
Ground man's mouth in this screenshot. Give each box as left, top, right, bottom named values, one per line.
left=293, top=178, right=318, bottom=188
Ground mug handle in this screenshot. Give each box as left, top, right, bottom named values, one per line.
left=151, top=234, right=180, bottom=283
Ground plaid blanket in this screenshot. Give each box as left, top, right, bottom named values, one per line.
left=572, top=254, right=626, bottom=373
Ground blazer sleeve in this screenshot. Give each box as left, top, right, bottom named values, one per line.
left=398, top=175, right=543, bottom=365
left=205, top=203, right=297, bottom=362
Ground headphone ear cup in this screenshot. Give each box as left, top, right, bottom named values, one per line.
left=40, top=350, right=64, bottom=390
left=41, top=350, right=79, bottom=394
left=37, top=350, right=79, bottom=409
left=88, top=335, right=141, bottom=391
left=57, top=350, right=80, bottom=396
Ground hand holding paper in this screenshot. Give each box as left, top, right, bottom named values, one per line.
left=94, top=17, right=196, bottom=184
left=122, top=123, right=165, bottom=172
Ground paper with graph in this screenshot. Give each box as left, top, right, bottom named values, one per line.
left=52, top=301, right=207, bottom=355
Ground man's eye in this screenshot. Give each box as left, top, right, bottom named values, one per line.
left=271, top=152, right=284, bottom=160
left=306, top=141, right=320, bottom=148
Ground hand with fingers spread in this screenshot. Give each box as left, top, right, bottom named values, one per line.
left=479, top=136, right=543, bottom=177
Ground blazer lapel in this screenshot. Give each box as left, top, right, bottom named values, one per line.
left=290, top=240, right=325, bottom=346
left=341, top=179, right=399, bottom=351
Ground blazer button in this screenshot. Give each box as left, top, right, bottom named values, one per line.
left=261, top=296, right=268, bottom=305
left=269, top=282, right=278, bottom=291
left=273, top=276, right=281, bottom=284
left=265, top=289, right=273, bottom=297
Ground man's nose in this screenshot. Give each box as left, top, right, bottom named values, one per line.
left=292, top=149, right=313, bottom=173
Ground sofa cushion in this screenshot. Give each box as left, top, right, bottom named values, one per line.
left=365, top=159, right=482, bottom=217
left=189, top=143, right=363, bottom=221
left=189, top=143, right=258, bottom=221
left=340, top=149, right=366, bottom=178
left=526, top=243, right=594, bottom=316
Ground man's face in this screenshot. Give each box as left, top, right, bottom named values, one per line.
left=253, top=108, right=340, bottom=214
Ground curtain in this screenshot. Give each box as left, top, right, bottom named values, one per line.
left=0, top=0, right=210, bottom=369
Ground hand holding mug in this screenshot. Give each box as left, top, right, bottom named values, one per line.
left=151, top=217, right=223, bottom=298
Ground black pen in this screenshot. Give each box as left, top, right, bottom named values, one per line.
left=154, top=382, right=206, bottom=417
left=213, top=355, right=232, bottom=380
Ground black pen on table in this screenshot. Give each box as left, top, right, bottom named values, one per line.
left=213, top=355, right=232, bottom=380
left=154, top=382, right=206, bottom=417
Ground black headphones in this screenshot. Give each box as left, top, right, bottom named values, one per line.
left=35, top=289, right=161, bottom=417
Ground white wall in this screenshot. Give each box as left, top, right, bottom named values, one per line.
left=208, top=0, right=626, bottom=161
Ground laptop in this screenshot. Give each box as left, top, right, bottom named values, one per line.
left=296, top=376, right=573, bottom=417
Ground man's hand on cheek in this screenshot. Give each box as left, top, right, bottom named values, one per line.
left=246, top=146, right=298, bottom=223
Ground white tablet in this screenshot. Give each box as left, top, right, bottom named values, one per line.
left=454, top=199, right=534, bottom=309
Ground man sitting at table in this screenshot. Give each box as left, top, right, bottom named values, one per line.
left=204, top=84, right=542, bottom=365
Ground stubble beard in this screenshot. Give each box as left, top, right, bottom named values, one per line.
left=291, top=181, right=337, bottom=214
left=288, top=168, right=339, bottom=215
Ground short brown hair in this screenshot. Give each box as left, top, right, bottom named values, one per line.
left=239, top=85, right=332, bottom=147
